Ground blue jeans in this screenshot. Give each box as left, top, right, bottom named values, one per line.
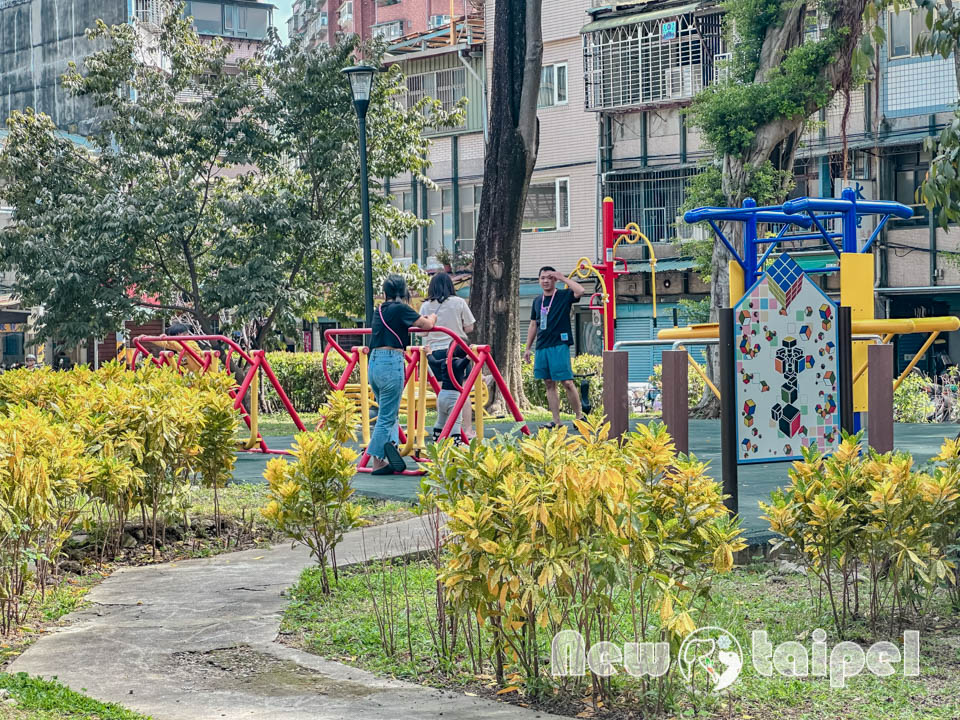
left=368, top=349, right=405, bottom=459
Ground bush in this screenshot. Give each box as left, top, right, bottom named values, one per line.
left=521, top=351, right=603, bottom=413
left=262, top=394, right=365, bottom=593
left=420, top=417, right=744, bottom=708
left=893, top=371, right=935, bottom=423
left=0, top=363, right=240, bottom=632
left=649, top=362, right=706, bottom=408
left=262, top=351, right=352, bottom=415
left=761, top=433, right=960, bottom=637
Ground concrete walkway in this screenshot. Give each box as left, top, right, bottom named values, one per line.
left=11, top=518, right=560, bottom=720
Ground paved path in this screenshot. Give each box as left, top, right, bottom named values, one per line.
left=11, top=518, right=560, bottom=720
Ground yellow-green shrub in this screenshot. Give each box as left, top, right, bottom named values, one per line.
left=761, top=433, right=960, bottom=636
left=261, top=397, right=364, bottom=593
left=421, top=417, right=744, bottom=702
left=0, top=406, right=95, bottom=632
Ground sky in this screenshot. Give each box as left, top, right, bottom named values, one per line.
left=272, top=0, right=294, bottom=42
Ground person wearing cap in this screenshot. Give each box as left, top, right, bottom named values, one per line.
left=24, top=355, right=39, bottom=370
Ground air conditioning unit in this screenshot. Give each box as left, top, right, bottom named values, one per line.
left=429, top=14, right=451, bottom=28
left=675, top=216, right=711, bottom=242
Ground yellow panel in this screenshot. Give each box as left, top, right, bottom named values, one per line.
left=728, top=260, right=744, bottom=308
left=840, top=253, right=874, bottom=412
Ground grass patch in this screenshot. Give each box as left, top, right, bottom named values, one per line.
left=0, top=673, right=148, bottom=719
left=281, top=560, right=960, bottom=719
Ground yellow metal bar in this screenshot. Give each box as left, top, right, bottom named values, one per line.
left=242, top=370, right=259, bottom=449
left=359, top=350, right=371, bottom=446
left=728, top=260, right=744, bottom=308
left=657, top=323, right=720, bottom=340
left=472, top=346, right=484, bottom=440
left=416, top=347, right=428, bottom=452
left=687, top=354, right=720, bottom=400
left=909, top=316, right=960, bottom=333
left=894, top=332, right=939, bottom=391
left=401, top=357, right=416, bottom=457
left=661, top=318, right=960, bottom=341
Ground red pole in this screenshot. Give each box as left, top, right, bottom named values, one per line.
left=602, top=197, right=617, bottom=351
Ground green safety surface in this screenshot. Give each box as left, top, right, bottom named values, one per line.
left=233, top=420, right=959, bottom=542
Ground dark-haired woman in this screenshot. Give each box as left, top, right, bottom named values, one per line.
left=420, top=272, right=476, bottom=441
left=368, top=274, right=436, bottom=475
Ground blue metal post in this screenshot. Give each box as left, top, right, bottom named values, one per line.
left=743, top=197, right=758, bottom=285
left=841, top=187, right=858, bottom=253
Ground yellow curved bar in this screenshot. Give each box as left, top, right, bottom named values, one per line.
left=660, top=317, right=960, bottom=340
left=616, top=222, right=657, bottom=322
left=242, top=370, right=259, bottom=449
left=571, top=257, right=610, bottom=350
left=359, top=350, right=371, bottom=446
left=895, top=332, right=940, bottom=390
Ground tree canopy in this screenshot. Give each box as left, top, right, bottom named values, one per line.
left=0, top=4, right=457, bottom=346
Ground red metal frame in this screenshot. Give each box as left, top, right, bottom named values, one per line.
left=131, top=335, right=306, bottom=455
left=322, top=326, right=530, bottom=475
left=597, top=197, right=639, bottom=352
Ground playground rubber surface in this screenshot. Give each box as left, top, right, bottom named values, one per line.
left=233, top=420, right=959, bottom=542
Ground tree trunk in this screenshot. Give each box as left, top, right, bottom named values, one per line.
left=469, top=0, right=542, bottom=412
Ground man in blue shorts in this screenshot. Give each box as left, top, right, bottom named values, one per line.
left=523, top=266, right=585, bottom=428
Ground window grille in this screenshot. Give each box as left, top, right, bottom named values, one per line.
left=603, top=167, right=702, bottom=242
left=583, top=11, right=723, bottom=110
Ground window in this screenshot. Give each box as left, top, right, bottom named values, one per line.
left=458, top=184, right=482, bottom=252
left=435, top=68, right=466, bottom=114
left=374, top=21, right=404, bottom=40
left=340, top=0, right=353, bottom=22
left=184, top=2, right=271, bottom=39
left=888, top=10, right=926, bottom=58
left=891, top=148, right=931, bottom=224
left=405, top=68, right=466, bottom=125
left=429, top=14, right=451, bottom=29
left=538, top=63, right=568, bottom=108
left=523, top=179, right=570, bottom=233
left=186, top=1, right=222, bottom=35
left=225, top=6, right=270, bottom=39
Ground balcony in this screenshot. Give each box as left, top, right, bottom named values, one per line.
left=582, top=4, right=723, bottom=111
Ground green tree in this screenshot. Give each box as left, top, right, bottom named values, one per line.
left=684, top=0, right=888, bottom=413
left=0, top=4, right=454, bottom=346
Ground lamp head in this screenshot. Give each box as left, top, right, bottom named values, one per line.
left=342, top=64, right=377, bottom=117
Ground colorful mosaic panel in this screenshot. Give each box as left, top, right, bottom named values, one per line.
left=734, top=252, right=841, bottom=463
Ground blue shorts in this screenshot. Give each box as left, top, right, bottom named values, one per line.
left=534, top=344, right=574, bottom=382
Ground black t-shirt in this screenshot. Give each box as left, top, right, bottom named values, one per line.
left=531, top=288, right=576, bottom=349
left=371, top=301, right=421, bottom=349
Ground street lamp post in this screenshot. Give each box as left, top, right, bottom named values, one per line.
left=342, top=64, right=378, bottom=334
